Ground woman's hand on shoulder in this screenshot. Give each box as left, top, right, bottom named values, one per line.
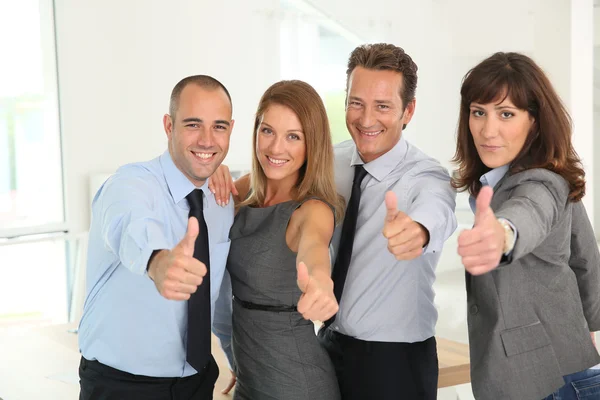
left=208, top=164, right=238, bottom=206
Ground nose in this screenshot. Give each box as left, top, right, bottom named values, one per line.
left=267, top=134, right=285, bottom=155
left=480, top=117, right=499, bottom=139
left=358, top=106, right=376, bottom=128
left=195, top=126, right=214, bottom=148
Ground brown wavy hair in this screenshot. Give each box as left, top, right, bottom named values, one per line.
left=451, top=52, right=585, bottom=201
left=241, top=80, right=345, bottom=223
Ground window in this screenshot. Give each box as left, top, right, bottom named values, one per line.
left=0, top=0, right=65, bottom=238
left=0, top=1, right=68, bottom=327
left=0, top=239, right=69, bottom=327
left=279, top=0, right=361, bottom=144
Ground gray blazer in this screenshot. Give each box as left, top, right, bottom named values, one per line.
left=467, top=168, right=600, bottom=400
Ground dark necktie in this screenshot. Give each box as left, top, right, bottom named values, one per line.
left=185, top=189, right=211, bottom=371
left=325, top=165, right=368, bottom=328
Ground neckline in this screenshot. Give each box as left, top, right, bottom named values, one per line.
left=247, top=199, right=296, bottom=210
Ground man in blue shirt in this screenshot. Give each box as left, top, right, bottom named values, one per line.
left=78, top=75, right=235, bottom=399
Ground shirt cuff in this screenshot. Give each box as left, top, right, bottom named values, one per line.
left=409, top=212, right=442, bottom=254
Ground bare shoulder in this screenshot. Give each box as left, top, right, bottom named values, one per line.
left=294, top=199, right=334, bottom=228
left=287, top=199, right=335, bottom=251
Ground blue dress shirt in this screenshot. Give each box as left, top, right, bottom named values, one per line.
left=78, top=150, right=234, bottom=377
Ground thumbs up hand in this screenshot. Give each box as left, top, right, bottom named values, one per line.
left=382, top=191, right=429, bottom=260
left=147, top=217, right=208, bottom=300
left=296, top=261, right=338, bottom=322
left=457, top=186, right=505, bottom=275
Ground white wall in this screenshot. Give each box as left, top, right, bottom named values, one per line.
left=54, top=0, right=594, bottom=233
left=54, top=0, right=281, bottom=234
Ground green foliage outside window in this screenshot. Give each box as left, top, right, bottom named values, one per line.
left=324, top=90, right=351, bottom=144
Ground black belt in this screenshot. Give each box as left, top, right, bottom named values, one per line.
left=233, top=296, right=297, bottom=312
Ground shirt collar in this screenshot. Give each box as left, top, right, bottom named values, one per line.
left=159, top=150, right=212, bottom=207
left=350, top=136, right=408, bottom=182
left=469, top=164, right=509, bottom=213
left=480, top=164, right=509, bottom=188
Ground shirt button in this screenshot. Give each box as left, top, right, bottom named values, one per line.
left=470, top=304, right=479, bottom=315
left=335, top=326, right=340, bottom=331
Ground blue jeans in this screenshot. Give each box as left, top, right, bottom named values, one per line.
left=543, top=368, right=600, bottom=400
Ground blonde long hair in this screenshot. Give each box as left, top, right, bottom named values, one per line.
left=241, top=80, right=345, bottom=223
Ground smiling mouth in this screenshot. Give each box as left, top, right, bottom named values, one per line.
left=357, top=128, right=383, bottom=137
left=266, top=156, right=289, bottom=166
left=191, top=151, right=216, bottom=162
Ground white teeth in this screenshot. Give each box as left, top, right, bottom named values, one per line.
left=194, top=152, right=213, bottom=159
left=360, top=130, right=382, bottom=136
left=267, top=156, right=288, bottom=165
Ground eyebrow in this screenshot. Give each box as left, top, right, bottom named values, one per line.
left=261, top=121, right=303, bottom=134
left=348, top=96, right=392, bottom=104
left=470, top=103, right=518, bottom=110
left=182, top=117, right=230, bottom=126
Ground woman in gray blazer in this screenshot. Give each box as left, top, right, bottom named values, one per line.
left=452, top=52, right=600, bottom=400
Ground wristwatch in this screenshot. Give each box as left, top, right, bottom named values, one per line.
left=498, top=218, right=515, bottom=254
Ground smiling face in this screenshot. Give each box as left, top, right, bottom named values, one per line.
left=469, top=96, right=534, bottom=169
left=256, top=103, right=306, bottom=186
left=345, top=66, right=415, bottom=163
left=164, top=84, right=234, bottom=187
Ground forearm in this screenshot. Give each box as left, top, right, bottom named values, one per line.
left=297, top=244, right=332, bottom=281
left=409, top=202, right=456, bottom=253
left=101, top=201, right=170, bottom=275
left=405, top=169, right=457, bottom=254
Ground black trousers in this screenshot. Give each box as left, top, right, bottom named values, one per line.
left=79, top=356, right=219, bottom=400
left=318, top=328, right=438, bottom=400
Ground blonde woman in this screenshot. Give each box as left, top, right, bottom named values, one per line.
left=215, top=80, right=344, bottom=399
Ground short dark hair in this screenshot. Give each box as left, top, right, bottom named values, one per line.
left=169, top=75, right=232, bottom=119
left=346, top=43, right=418, bottom=109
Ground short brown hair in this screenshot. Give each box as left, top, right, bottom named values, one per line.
left=242, top=80, right=345, bottom=223
left=169, top=75, right=232, bottom=119
left=346, top=43, right=418, bottom=109
left=452, top=52, right=585, bottom=201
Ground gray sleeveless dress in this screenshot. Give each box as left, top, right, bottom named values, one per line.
left=227, top=199, right=340, bottom=400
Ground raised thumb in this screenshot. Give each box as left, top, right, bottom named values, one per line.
left=178, top=216, right=199, bottom=256
left=475, top=185, right=494, bottom=225
left=296, top=261, right=310, bottom=293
